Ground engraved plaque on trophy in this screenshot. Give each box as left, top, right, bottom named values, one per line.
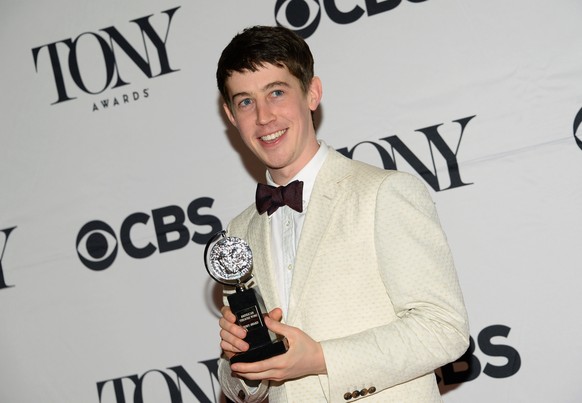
left=204, top=230, right=288, bottom=364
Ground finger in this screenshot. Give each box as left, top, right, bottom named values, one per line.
left=220, top=327, right=249, bottom=352
left=219, top=316, right=247, bottom=338
left=268, top=307, right=283, bottom=322
left=232, top=362, right=287, bottom=382
left=220, top=306, right=236, bottom=323
left=220, top=342, right=237, bottom=359
left=232, top=369, right=275, bottom=381
left=231, top=354, right=282, bottom=375
left=220, top=336, right=247, bottom=358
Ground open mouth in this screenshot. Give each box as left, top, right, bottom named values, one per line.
left=260, top=128, right=287, bottom=142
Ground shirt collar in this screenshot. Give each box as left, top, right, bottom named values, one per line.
left=266, top=140, right=329, bottom=210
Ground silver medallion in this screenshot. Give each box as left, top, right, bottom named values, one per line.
left=206, top=233, right=253, bottom=285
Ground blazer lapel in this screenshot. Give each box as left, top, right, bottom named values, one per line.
left=246, top=212, right=282, bottom=312
left=287, top=150, right=352, bottom=324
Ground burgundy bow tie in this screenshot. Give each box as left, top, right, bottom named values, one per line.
left=256, top=180, right=304, bottom=215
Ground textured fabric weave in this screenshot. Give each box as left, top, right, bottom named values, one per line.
left=219, top=148, right=469, bottom=403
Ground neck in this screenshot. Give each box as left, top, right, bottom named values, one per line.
left=268, top=167, right=299, bottom=186
left=268, top=142, right=320, bottom=185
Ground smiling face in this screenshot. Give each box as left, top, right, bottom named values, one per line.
left=223, top=63, right=322, bottom=185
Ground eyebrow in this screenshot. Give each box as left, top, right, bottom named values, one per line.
left=230, top=81, right=291, bottom=103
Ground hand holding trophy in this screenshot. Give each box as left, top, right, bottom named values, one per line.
left=204, top=230, right=288, bottom=364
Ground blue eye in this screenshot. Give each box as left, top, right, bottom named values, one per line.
left=239, top=98, right=252, bottom=107
left=272, top=90, right=284, bottom=97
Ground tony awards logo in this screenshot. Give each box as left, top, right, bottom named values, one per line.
left=204, top=231, right=288, bottom=363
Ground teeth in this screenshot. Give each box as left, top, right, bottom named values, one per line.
left=261, top=129, right=286, bottom=142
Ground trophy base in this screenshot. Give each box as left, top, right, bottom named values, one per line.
left=230, top=337, right=289, bottom=364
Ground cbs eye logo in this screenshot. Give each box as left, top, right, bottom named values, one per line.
left=573, top=106, right=582, bottom=150
left=76, top=221, right=118, bottom=271
left=275, top=0, right=321, bottom=38
left=275, top=0, right=430, bottom=38
left=75, top=198, right=223, bottom=271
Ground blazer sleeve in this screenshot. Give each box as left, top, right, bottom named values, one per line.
left=319, top=172, right=470, bottom=399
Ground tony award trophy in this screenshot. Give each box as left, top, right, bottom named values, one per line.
left=204, top=230, right=288, bottom=364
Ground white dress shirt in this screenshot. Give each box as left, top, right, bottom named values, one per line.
left=265, top=141, right=329, bottom=318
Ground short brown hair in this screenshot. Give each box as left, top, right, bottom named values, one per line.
left=216, top=26, right=315, bottom=108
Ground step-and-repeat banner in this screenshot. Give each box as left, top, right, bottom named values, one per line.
left=2, top=1, right=581, bottom=402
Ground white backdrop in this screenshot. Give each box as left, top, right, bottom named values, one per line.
left=1, top=1, right=582, bottom=402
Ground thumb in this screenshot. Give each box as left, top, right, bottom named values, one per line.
left=264, top=314, right=287, bottom=335
left=268, top=307, right=283, bottom=322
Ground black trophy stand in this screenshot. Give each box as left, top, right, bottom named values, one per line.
left=204, top=231, right=288, bottom=364
left=227, top=283, right=288, bottom=364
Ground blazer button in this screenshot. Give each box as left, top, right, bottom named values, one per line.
left=343, top=392, right=352, bottom=400
left=369, top=386, right=376, bottom=394
left=351, top=390, right=360, bottom=398
left=360, top=388, right=368, bottom=396
left=237, top=389, right=246, bottom=400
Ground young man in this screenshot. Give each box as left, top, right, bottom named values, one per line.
left=215, top=26, right=469, bottom=402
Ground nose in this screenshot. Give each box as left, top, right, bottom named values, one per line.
left=255, top=100, right=275, bottom=125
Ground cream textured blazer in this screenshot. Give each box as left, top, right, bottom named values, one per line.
left=218, top=148, right=469, bottom=403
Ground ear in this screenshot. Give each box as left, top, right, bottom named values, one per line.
left=307, top=76, right=323, bottom=112
left=222, top=102, right=238, bottom=128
